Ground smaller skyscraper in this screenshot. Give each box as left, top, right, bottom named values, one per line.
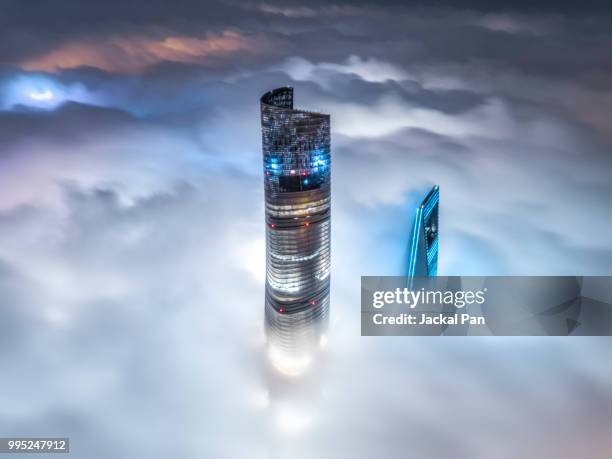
left=408, top=185, right=439, bottom=277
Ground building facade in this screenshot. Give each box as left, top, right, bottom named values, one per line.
left=408, top=185, right=439, bottom=277
left=261, top=87, right=331, bottom=373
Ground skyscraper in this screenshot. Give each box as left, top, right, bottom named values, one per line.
left=408, top=185, right=439, bottom=277
left=261, top=87, right=331, bottom=374
left=264, top=298, right=330, bottom=376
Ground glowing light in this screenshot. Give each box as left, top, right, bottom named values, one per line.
left=2, top=75, right=97, bottom=111
left=303, top=179, right=309, bottom=185
left=28, top=89, right=54, bottom=101
left=268, top=280, right=301, bottom=293
left=267, top=344, right=312, bottom=377
left=290, top=169, right=296, bottom=175
left=408, top=208, right=422, bottom=278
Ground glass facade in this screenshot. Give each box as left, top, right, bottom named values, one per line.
left=408, top=185, right=439, bottom=277
left=261, top=87, right=331, bottom=375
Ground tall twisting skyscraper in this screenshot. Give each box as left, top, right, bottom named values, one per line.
left=261, top=87, right=331, bottom=375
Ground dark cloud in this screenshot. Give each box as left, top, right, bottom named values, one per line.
left=0, top=103, right=139, bottom=147
left=291, top=73, right=489, bottom=114
left=0, top=0, right=242, bottom=61
left=1, top=1, right=611, bottom=81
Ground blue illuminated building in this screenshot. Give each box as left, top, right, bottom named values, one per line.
left=408, top=185, right=439, bottom=277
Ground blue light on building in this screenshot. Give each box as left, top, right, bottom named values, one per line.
left=408, top=185, right=439, bottom=277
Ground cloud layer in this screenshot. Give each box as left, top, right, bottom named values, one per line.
left=0, top=1, right=611, bottom=458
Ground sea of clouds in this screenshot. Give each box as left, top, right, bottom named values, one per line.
left=1, top=2, right=611, bottom=457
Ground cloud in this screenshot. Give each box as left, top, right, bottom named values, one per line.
left=278, top=55, right=411, bottom=84
left=0, top=1, right=612, bottom=457
left=0, top=73, right=100, bottom=110
left=19, top=31, right=273, bottom=74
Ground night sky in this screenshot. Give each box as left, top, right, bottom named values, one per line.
left=0, top=1, right=611, bottom=458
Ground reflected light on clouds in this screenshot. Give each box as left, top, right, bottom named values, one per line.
left=28, top=89, right=54, bottom=101
left=267, top=344, right=313, bottom=378
left=19, top=31, right=269, bottom=74
left=277, top=55, right=411, bottom=87
left=1, top=74, right=98, bottom=110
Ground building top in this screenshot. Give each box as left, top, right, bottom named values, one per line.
left=260, top=86, right=329, bottom=119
